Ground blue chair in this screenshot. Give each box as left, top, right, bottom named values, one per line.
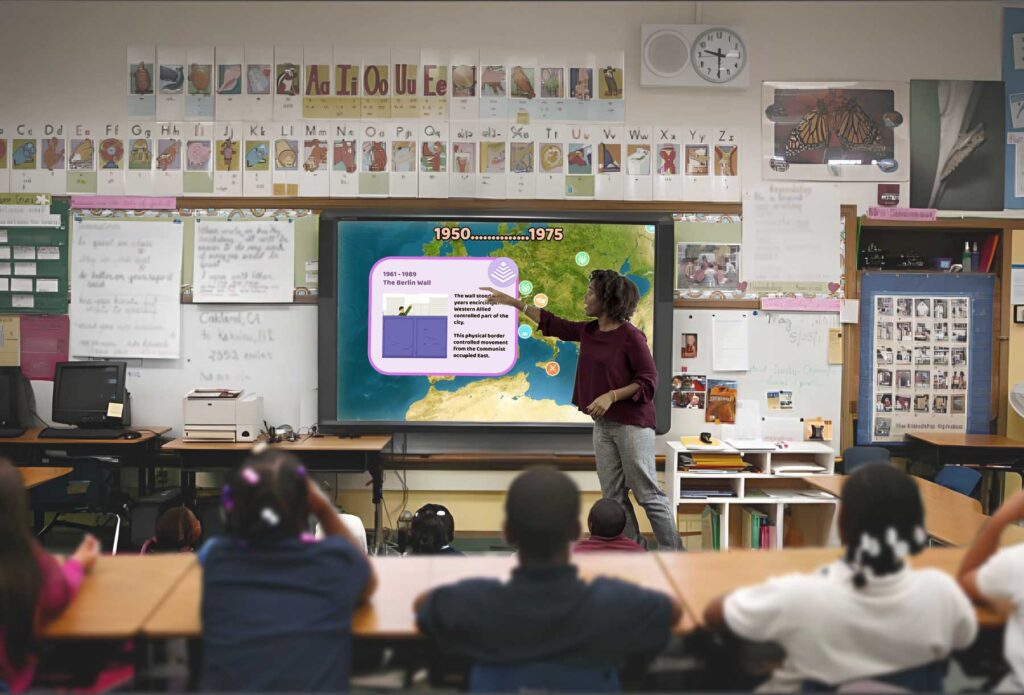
left=802, top=660, right=946, bottom=692
left=469, top=662, right=620, bottom=693
left=29, top=458, right=126, bottom=554
left=841, top=446, right=891, bottom=474
left=934, top=465, right=982, bottom=498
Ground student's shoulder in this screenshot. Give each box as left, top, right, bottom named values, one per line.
left=588, top=576, right=673, bottom=609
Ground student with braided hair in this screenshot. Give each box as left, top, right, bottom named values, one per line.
left=704, top=464, right=977, bottom=691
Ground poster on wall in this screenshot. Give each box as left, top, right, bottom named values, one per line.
left=1003, top=7, right=1024, bottom=209
left=871, top=294, right=970, bottom=442
left=762, top=81, right=909, bottom=182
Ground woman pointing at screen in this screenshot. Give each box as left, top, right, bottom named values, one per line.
left=484, top=269, right=681, bottom=550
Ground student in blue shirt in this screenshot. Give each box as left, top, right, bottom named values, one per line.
left=198, top=449, right=377, bottom=692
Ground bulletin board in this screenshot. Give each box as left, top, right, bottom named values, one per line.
left=857, top=272, right=994, bottom=445
left=0, top=198, right=69, bottom=313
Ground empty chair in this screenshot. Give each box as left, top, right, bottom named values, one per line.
left=934, top=465, right=982, bottom=498
left=841, top=446, right=891, bottom=474
left=315, top=513, right=368, bottom=553
left=29, top=457, right=126, bottom=554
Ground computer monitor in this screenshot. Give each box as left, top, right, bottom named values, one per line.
left=0, top=366, right=34, bottom=429
left=52, top=361, right=129, bottom=427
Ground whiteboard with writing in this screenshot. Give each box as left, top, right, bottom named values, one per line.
left=70, top=219, right=183, bottom=358
left=668, top=309, right=842, bottom=448
left=193, top=219, right=294, bottom=303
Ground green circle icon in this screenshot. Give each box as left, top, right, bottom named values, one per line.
left=575, top=251, right=590, bottom=266
left=519, top=280, right=533, bottom=295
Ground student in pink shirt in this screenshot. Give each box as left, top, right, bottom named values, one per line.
left=573, top=499, right=646, bottom=554
left=0, top=459, right=99, bottom=692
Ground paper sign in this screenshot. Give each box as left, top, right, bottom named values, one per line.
left=0, top=279, right=8, bottom=291
left=13, top=247, right=34, bottom=259
left=0, top=232, right=6, bottom=242
left=14, top=262, right=36, bottom=276
left=828, top=328, right=843, bottom=365
left=1012, top=264, right=1024, bottom=305
left=36, top=246, right=59, bottom=261
left=0, top=316, right=20, bottom=366
left=0, top=205, right=60, bottom=227
left=192, top=219, right=295, bottom=303
left=35, top=278, right=58, bottom=293
left=12, top=295, right=33, bottom=308
left=20, top=314, right=69, bottom=380
left=1011, top=93, right=1024, bottom=129
left=866, top=206, right=937, bottom=221
left=10, top=278, right=32, bottom=292
left=1014, top=33, right=1024, bottom=69
left=1009, top=132, right=1024, bottom=145
left=0, top=247, right=9, bottom=260
left=70, top=195, right=177, bottom=210
left=760, top=297, right=840, bottom=312
left=106, top=402, right=124, bottom=418
left=840, top=299, right=860, bottom=324
left=711, top=313, right=750, bottom=371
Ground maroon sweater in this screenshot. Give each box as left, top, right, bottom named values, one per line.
left=572, top=534, right=646, bottom=554
left=538, top=310, right=658, bottom=429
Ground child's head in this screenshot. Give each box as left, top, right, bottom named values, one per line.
left=154, top=506, right=202, bottom=552
left=840, top=463, right=926, bottom=586
left=504, top=467, right=581, bottom=563
left=223, top=449, right=310, bottom=543
left=409, top=503, right=455, bottom=554
left=0, top=458, right=42, bottom=667
left=587, top=498, right=626, bottom=539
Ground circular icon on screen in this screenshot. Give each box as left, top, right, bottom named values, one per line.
left=575, top=251, right=590, bottom=266
left=545, top=361, right=560, bottom=376
left=517, top=324, right=532, bottom=339
left=534, top=293, right=549, bottom=308
left=519, top=280, right=533, bottom=295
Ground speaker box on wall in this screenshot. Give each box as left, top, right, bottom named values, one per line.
left=640, top=25, right=750, bottom=88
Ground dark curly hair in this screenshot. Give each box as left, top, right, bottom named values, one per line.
left=589, top=269, right=640, bottom=323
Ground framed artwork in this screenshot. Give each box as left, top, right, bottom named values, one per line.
left=762, top=80, right=909, bottom=182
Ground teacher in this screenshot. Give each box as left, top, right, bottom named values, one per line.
left=484, top=270, right=682, bottom=550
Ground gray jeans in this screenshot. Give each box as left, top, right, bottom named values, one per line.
left=592, top=418, right=682, bottom=550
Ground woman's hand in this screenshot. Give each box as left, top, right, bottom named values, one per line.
left=481, top=287, right=521, bottom=310
left=72, top=534, right=100, bottom=572
left=307, top=478, right=335, bottom=519
left=587, top=391, right=616, bottom=418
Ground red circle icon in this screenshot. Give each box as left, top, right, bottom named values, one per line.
left=545, top=361, right=560, bottom=376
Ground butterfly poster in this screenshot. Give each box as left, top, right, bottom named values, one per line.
left=762, top=81, right=909, bottom=182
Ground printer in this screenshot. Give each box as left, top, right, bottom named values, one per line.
left=183, top=389, right=263, bottom=442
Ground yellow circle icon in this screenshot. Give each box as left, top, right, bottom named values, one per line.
left=534, top=293, right=549, bottom=308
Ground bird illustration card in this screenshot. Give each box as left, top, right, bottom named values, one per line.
left=96, top=124, right=126, bottom=195
left=302, top=46, right=333, bottom=120
left=16, top=125, right=66, bottom=195
left=449, top=121, right=477, bottom=199
left=185, top=47, right=215, bottom=121
left=566, top=61, right=594, bottom=122
left=359, top=122, right=389, bottom=197
left=449, top=49, right=479, bottom=121
left=213, top=122, right=243, bottom=196
left=333, top=47, right=363, bottom=120
left=388, top=121, right=418, bottom=198
left=0, top=125, right=9, bottom=193
left=124, top=123, right=154, bottom=195
left=684, top=129, right=713, bottom=201
left=66, top=124, right=97, bottom=194
left=479, top=52, right=508, bottom=121
left=624, top=127, right=653, bottom=201
left=300, top=122, right=331, bottom=197
left=591, top=53, right=625, bottom=122
left=215, top=45, right=245, bottom=122
left=712, top=135, right=740, bottom=202
left=330, top=122, right=359, bottom=198
left=127, top=46, right=156, bottom=118
left=273, top=46, right=302, bottom=121
left=420, top=49, right=449, bottom=122
left=271, top=122, right=301, bottom=197
left=565, top=126, right=595, bottom=198
left=391, top=48, right=421, bottom=121
left=418, top=121, right=449, bottom=199
left=183, top=122, right=214, bottom=196
left=653, top=126, right=683, bottom=201
left=506, top=56, right=540, bottom=123
left=537, top=53, right=567, bottom=122
left=152, top=125, right=184, bottom=196
left=156, top=46, right=186, bottom=121
left=477, top=123, right=507, bottom=199
left=536, top=127, right=565, bottom=200
left=361, top=49, right=392, bottom=120
left=506, top=124, right=536, bottom=200
left=242, top=123, right=272, bottom=196
left=595, top=126, right=624, bottom=200
left=245, top=45, right=274, bottom=121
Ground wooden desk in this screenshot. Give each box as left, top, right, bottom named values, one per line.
left=804, top=474, right=1024, bottom=547
left=43, top=554, right=195, bottom=640
left=143, top=552, right=692, bottom=640
left=162, top=435, right=392, bottom=552
left=657, top=547, right=1005, bottom=632
left=905, top=431, right=1024, bottom=511
left=18, top=466, right=72, bottom=489
left=1, top=427, right=171, bottom=495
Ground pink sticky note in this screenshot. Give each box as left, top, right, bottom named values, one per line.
left=20, top=315, right=69, bottom=380
left=71, top=195, right=177, bottom=210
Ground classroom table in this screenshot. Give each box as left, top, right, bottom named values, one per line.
left=0, top=427, right=171, bottom=496
left=162, top=434, right=392, bottom=552
left=42, top=554, right=195, bottom=640
left=905, top=431, right=1024, bottom=511
left=18, top=465, right=72, bottom=489
left=656, top=546, right=1006, bottom=632
left=804, top=474, right=1024, bottom=547
left=142, top=551, right=693, bottom=640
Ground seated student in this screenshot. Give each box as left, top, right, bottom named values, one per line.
left=416, top=467, right=681, bottom=689
left=572, top=498, right=645, bottom=554
left=409, top=503, right=463, bottom=556
left=198, top=449, right=377, bottom=692
left=704, top=464, right=977, bottom=691
left=0, top=459, right=99, bottom=693
left=141, top=506, right=202, bottom=553
left=958, top=489, right=1024, bottom=692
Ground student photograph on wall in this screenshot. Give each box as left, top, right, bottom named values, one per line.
left=934, top=346, right=949, bottom=365
left=681, top=332, right=698, bottom=358
left=677, top=243, right=740, bottom=290
left=897, top=369, right=912, bottom=388
left=876, top=296, right=893, bottom=316
left=897, top=321, right=912, bottom=341
left=877, top=369, right=893, bottom=387
left=910, top=79, right=1005, bottom=210
left=874, top=418, right=891, bottom=437
left=895, top=347, right=912, bottom=364
left=877, top=322, right=893, bottom=341
left=914, top=346, right=930, bottom=365
left=876, top=346, right=893, bottom=364
left=680, top=374, right=706, bottom=391
left=951, top=298, right=968, bottom=319
left=914, top=394, right=930, bottom=412
left=895, top=395, right=911, bottom=412
left=896, top=297, right=913, bottom=317
left=876, top=393, right=893, bottom=412
left=684, top=392, right=705, bottom=409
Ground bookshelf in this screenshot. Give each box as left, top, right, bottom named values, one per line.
left=664, top=441, right=838, bottom=550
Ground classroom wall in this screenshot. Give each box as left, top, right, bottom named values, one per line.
left=0, top=1, right=1005, bottom=214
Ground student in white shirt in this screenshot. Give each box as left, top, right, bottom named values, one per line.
left=704, top=464, right=977, bottom=691
left=958, top=489, right=1024, bottom=692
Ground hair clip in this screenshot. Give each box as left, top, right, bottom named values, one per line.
left=260, top=507, right=280, bottom=527
left=295, top=465, right=307, bottom=477
left=885, top=526, right=909, bottom=559
left=221, top=484, right=234, bottom=512
left=859, top=533, right=881, bottom=557
left=436, top=510, right=447, bottom=516
left=242, top=467, right=260, bottom=485
left=914, top=526, right=927, bottom=546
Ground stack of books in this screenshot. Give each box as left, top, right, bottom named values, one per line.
left=686, top=452, right=747, bottom=471
left=741, top=508, right=776, bottom=549
left=701, top=506, right=721, bottom=550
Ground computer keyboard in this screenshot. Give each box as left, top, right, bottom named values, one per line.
left=0, top=427, right=26, bottom=438
left=38, top=427, right=125, bottom=440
